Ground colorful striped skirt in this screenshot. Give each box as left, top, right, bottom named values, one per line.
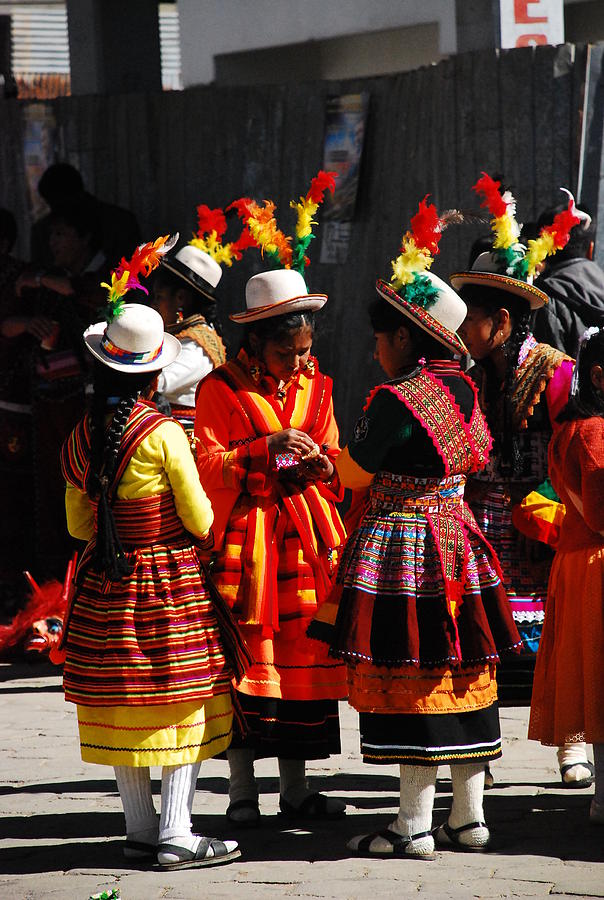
left=323, top=474, right=520, bottom=669
left=64, top=495, right=233, bottom=715
left=77, top=694, right=233, bottom=766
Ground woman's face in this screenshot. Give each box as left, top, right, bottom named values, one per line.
left=152, top=283, right=180, bottom=327
left=458, top=305, right=500, bottom=360
left=49, top=220, right=90, bottom=271
left=373, top=331, right=403, bottom=378
left=257, top=325, right=313, bottom=384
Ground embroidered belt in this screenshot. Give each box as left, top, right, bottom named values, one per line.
left=369, top=472, right=466, bottom=514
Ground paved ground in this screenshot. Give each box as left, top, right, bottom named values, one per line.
left=1, top=660, right=603, bottom=900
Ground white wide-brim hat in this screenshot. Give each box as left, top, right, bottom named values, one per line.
left=160, top=244, right=223, bottom=301
left=376, top=270, right=468, bottom=356
left=230, top=269, right=326, bottom=323
left=450, top=251, right=549, bottom=310
left=84, top=303, right=181, bottom=373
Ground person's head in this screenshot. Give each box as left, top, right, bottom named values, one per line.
left=458, top=284, right=532, bottom=362
left=559, top=328, right=604, bottom=422
left=152, top=265, right=218, bottom=329
left=48, top=195, right=102, bottom=271
left=38, top=163, right=84, bottom=209
left=243, top=311, right=315, bottom=383
left=155, top=245, right=223, bottom=329
left=0, top=208, right=17, bottom=255
left=368, top=294, right=450, bottom=377
left=537, top=201, right=595, bottom=264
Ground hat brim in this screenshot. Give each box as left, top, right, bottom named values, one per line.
left=84, top=323, right=182, bottom=372
left=450, top=271, right=548, bottom=310
left=160, top=257, right=217, bottom=303
left=375, top=280, right=468, bottom=357
left=230, top=294, right=327, bottom=323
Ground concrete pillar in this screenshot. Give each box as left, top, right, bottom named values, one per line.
left=66, top=0, right=161, bottom=95
left=456, top=0, right=500, bottom=52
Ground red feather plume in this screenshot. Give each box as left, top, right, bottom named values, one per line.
left=306, top=170, right=337, bottom=204
left=473, top=172, right=509, bottom=219
left=409, top=195, right=443, bottom=256
left=196, top=204, right=227, bottom=239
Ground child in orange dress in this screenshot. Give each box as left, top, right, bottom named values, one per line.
left=529, top=327, right=604, bottom=822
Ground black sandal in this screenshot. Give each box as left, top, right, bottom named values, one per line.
left=560, top=761, right=595, bottom=789
left=433, top=821, right=490, bottom=852
left=353, top=828, right=435, bottom=859
left=279, top=791, right=346, bottom=821
left=123, top=839, right=156, bottom=859
left=157, top=837, right=241, bottom=870
left=226, top=798, right=261, bottom=826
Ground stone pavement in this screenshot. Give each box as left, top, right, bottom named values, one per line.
left=1, top=661, right=603, bottom=900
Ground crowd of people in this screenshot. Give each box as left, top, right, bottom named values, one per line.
left=2, top=165, right=604, bottom=869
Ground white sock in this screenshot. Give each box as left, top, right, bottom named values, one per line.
left=159, top=762, right=201, bottom=849
left=593, top=743, right=604, bottom=807
left=449, top=763, right=486, bottom=828
left=348, top=765, right=436, bottom=855
left=558, top=742, right=592, bottom=782
left=394, top=764, right=437, bottom=838
left=113, top=765, right=157, bottom=841
left=227, top=748, right=258, bottom=803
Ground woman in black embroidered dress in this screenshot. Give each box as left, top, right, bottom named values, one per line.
left=310, top=200, right=520, bottom=858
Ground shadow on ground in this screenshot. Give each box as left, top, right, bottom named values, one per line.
left=1, top=786, right=602, bottom=874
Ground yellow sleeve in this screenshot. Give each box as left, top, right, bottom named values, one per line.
left=159, top=421, right=214, bottom=539
left=65, top=483, right=95, bottom=541
left=335, top=446, right=374, bottom=489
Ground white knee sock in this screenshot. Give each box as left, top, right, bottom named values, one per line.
left=449, top=763, right=486, bottom=828
left=159, top=761, right=201, bottom=849
left=593, top=743, right=604, bottom=807
left=394, top=764, right=437, bottom=838
left=113, top=765, right=157, bottom=841
left=227, top=748, right=258, bottom=804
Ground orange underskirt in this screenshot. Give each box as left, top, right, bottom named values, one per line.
left=348, top=662, right=498, bottom=714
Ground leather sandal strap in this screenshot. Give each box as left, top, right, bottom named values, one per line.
left=443, top=821, right=485, bottom=839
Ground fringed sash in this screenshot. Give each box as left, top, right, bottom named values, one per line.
left=510, top=339, right=572, bottom=430
left=212, top=356, right=346, bottom=631
left=170, top=314, right=226, bottom=370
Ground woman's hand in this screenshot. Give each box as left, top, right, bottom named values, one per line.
left=267, top=428, right=316, bottom=456
left=299, top=453, right=334, bottom=482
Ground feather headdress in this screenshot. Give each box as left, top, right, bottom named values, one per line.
left=229, top=170, right=337, bottom=275
left=389, top=195, right=447, bottom=309
left=473, top=172, right=585, bottom=281
left=101, top=233, right=178, bottom=322
left=189, top=204, right=256, bottom=267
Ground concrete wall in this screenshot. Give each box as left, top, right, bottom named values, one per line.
left=177, top=0, right=457, bottom=86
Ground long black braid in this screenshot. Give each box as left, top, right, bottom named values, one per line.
left=500, top=306, right=533, bottom=476
left=86, top=363, right=157, bottom=580
left=460, top=284, right=535, bottom=477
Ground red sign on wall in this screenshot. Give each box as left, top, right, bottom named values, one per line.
left=500, top=0, right=564, bottom=48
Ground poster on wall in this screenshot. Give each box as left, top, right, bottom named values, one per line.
left=23, top=104, right=57, bottom=220
left=499, top=0, right=564, bottom=48
left=320, top=92, right=369, bottom=265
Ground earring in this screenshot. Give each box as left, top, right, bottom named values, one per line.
left=249, top=362, right=262, bottom=384
left=304, top=359, right=315, bottom=374
left=175, top=308, right=184, bottom=324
